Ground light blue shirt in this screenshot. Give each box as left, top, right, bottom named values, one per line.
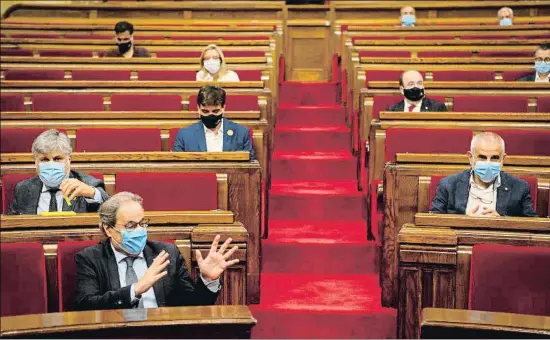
left=110, top=242, right=220, bottom=308
left=37, top=185, right=103, bottom=214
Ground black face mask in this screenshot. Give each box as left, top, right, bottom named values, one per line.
left=201, top=114, right=223, bottom=129
left=117, top=41, right=132, bottom=54
left=403, top=87, right=425, bottom=102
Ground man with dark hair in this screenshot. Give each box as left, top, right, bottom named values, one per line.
left=104, top=20, right=150, bottom=58
left=172, top=85, right=256, bottom=160
left=517, top=43, right=550, bottom=82
left=387, top=70, right=447, bottom=112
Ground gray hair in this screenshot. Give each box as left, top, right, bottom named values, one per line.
left=470, top=132, right=506, bottom=155
left=498, top=7, right=514, bottom=17
left=32, top=129, right=72, bottom=159
left=99, top=192, right=143, bottom=234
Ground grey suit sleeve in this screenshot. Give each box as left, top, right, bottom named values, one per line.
left=430, top=181, right=449, bottom=213
left=6, top=183, right=23, bottom=215
left=520, top=185, right=537, bottom=217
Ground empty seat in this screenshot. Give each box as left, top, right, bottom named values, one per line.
left=223, top=50, right=266, bottom=57
left=0, top=48, right=33, bottom=56
left=358, top=51, right=411, bottom=58
left=0, top=242, right=48, bottom=316
left=71, top=70, right=131, bottom=81
left=221, top=35, right=270, bottom=41
left=365, top=70, right=423, bottom=83
left=134, top=35, right=167, bottom=41
left=1, top=94, right=26, bottom=111
left=453, top=96, right=529, bottom=113
left=488, top=129, right=550, bottom=156
left=502, top=70, right=535, bottom=81
left=1, top=173, right=36, bottom=214
left=57, top=240, right=98, bottom=312
left=189, top=95, right=259, bottom=111
left=11, top=33, right=60, bottom=39
left=372, top=95, right=404, bottom=120
left=417, top=51, right=473, bottom=58
left=477, top=51, right=533, bottom=58
left=110, top=94, right=182, bottom=111
left=352, top=36, right=400, bottom=43
left=32, top=94, right=104, bottom=111
left=407, top=35, right=454, bottom=40
left=385, top=128, right=472, bottom=162
left=137, top=70, right=196, bottom=81
left=170, top=35, right=219, bottom=40
left=4, top=69, right=65, bottom=81
left=536, top=97, right=550, bottom=113
left=64, top=34, right=112, bottom=40
left=155, top=51, right=201, bottom=58
left=236, top=70, right=262, bottom=81
left=115, top=172, right=218, bottom=211
left=469, top=244, right=550, bottom=316
left=432, top=71, right=495, bottom=81
left=75, top=128, right=162, bottom=152
left=39, top=50, right=93, bottom=57
left=0, top=128, right=67, bottom=154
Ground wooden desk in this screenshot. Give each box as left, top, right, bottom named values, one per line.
left=0, top=305, right=257, bottom=339
left=397, top=215, right=550, bottom=338
left=421, top=308, right=550, bottom=339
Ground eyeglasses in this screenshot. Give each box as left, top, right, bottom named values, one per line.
left=535, top=58, right=550, bottom=63
left=469, top=190, right=495, bottom=205
left=115, top=218, right=150, bottom=231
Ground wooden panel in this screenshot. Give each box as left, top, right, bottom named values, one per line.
left=286, top=21, right=330, bottom=81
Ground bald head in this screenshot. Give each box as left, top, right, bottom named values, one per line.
left=498, top=7, right=514, bottom=20
left=468, top=132, right=506, bottom=171
left=399, top=70, right=424, bottom=89
left=400, top=6, right=415, bottom=16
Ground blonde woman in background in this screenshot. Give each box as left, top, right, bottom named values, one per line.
left=196, top=44, right=240, bottom=82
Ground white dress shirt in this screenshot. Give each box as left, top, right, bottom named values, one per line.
left=535, top=73, right=550, bottom=83
left=204, top=119, right=224, bottom=152
left=466, top=173, right=501, bottom=215
left=110, top=242, right=221, bottom=308
left=37, top=184, right=103, bottom=214
left=403, top=99, right=422, bottom=112
left=196, top=70, right=240, bottom=82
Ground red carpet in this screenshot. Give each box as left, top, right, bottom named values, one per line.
left=251, top=82, right=396, bottom=338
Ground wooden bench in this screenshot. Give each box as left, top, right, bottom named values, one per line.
left=0, top=305, right=257, bottom=338
left=398, top=214, right=550, bottom=338
left=381, top=155, right=550, bottom=312
left=0, top=152, right=262, bottom=304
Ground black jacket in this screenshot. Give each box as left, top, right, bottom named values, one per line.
left=387, top=97, right=448, bottom=112
left=431, top=170, right=536, bottom=217
left=7, top=170, right=109, bottom=215
left=517, top=73, right=536, bottom=82
left=74, top=239, right=219, bottom=311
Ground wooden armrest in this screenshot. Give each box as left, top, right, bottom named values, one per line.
left=421, top=308, right=550, bottom=339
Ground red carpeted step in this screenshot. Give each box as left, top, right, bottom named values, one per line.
left=274, top=126, right=350, bottom=151
left=279, top=82, right=339, bottom=106
left=277, top=105, right=345, bottom=127
left=250, top=273, right=397, bottom=339
left=263, top=220, right=378, bottom=274
left=271, top=151, right=356, bottom=181
left=269, top=181, right=366, bottom=220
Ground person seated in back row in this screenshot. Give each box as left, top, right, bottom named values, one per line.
left=104, top=21, right=151, bottom=58
left=517, top=43, right=550, bottom=82
left=431, top=132, right=536, bottom=217
left=387, top=70, right=447, bottom=112
left=196, top=44, right=240, bottom=82
left=7, top=129, right=109, bottom=215
left=400, top=6, right=416, bottom=27
left=172, top=85, right=255, bottom=160
left=497, top=7, right=514, bottom=26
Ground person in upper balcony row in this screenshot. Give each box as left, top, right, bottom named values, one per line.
left=399, top=6, right=416, bottom=27
left=387, top=70, right=447, bottom=112
left=431, top=132, right=536, bottom=217
left=517, top=43, right=550, bottom=83
left=104, top=21, right=151, bottom=58
left=196, top=44, right=240, bottom=82
left=497, top=7, right=514, bottom=26
left=7, top=129, right=109, bottom=215
left=172, top=85, right=255, bottom=160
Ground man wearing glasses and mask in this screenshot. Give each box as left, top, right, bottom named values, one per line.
left=431, top=132, right=536, bottom=217
left=74, top=192, right=239, bottom=310
left=517, top=44, right=550, bottom=83
left=104, top=21, right=151, bottom=58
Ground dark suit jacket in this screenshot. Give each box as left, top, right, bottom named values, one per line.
left=104, top=46, right=151, bottom=58
left=431, top=170, right=536, bottom=217
left=7, top=170, right=109, bottom=215
left=387, top=97, right=448, bottom=112
left=74, top=239, right=219, bottom=311
left=517, top=73, right=536, bottom=82
left=172, top=118, right=256, bottom=160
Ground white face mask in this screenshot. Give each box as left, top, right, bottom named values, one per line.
left=203, top=58, right=221, bottom=74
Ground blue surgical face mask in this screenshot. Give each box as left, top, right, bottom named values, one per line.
left=113, top=227, right=147, bottom=255
left=39, top=161, right=67, bottom=188
left=499, top=18, right=513, bottom=26
left=401, top=15, right=416, bottom=27
left=473, top=161, right=502, bottom=183
left=535, top=61, right=550, bottom=75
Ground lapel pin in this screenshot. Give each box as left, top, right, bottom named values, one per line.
left=227, top=130, right=234, bottom=136
left=505, top=187, right=509, bottom=191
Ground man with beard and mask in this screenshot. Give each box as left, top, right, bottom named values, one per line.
left=104, top=21, right=151, bottom=58
left=387, top=70, right=447, bottom=112
left=517, top=43, right=550, bottom=82
left=7, top=129, right=109, bottom=215
left=431, top=132, right=536, bottom=217
left=172, top=85, right=256, bottom=160
left=74, top=192, right=239, bottom=310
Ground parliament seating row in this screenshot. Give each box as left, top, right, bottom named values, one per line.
left=1, top=33, right=273, bottom=41
left=0, top=48, right=270, bottom=58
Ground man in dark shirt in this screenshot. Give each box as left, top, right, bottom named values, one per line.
left=387, top=70, right=447, bottom=112
left=104, top=21, right=151, bottom=58
left=517, top=43, right=550, bottom=82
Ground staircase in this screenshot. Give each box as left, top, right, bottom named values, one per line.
left=250, top=81, right=397, bottom=338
